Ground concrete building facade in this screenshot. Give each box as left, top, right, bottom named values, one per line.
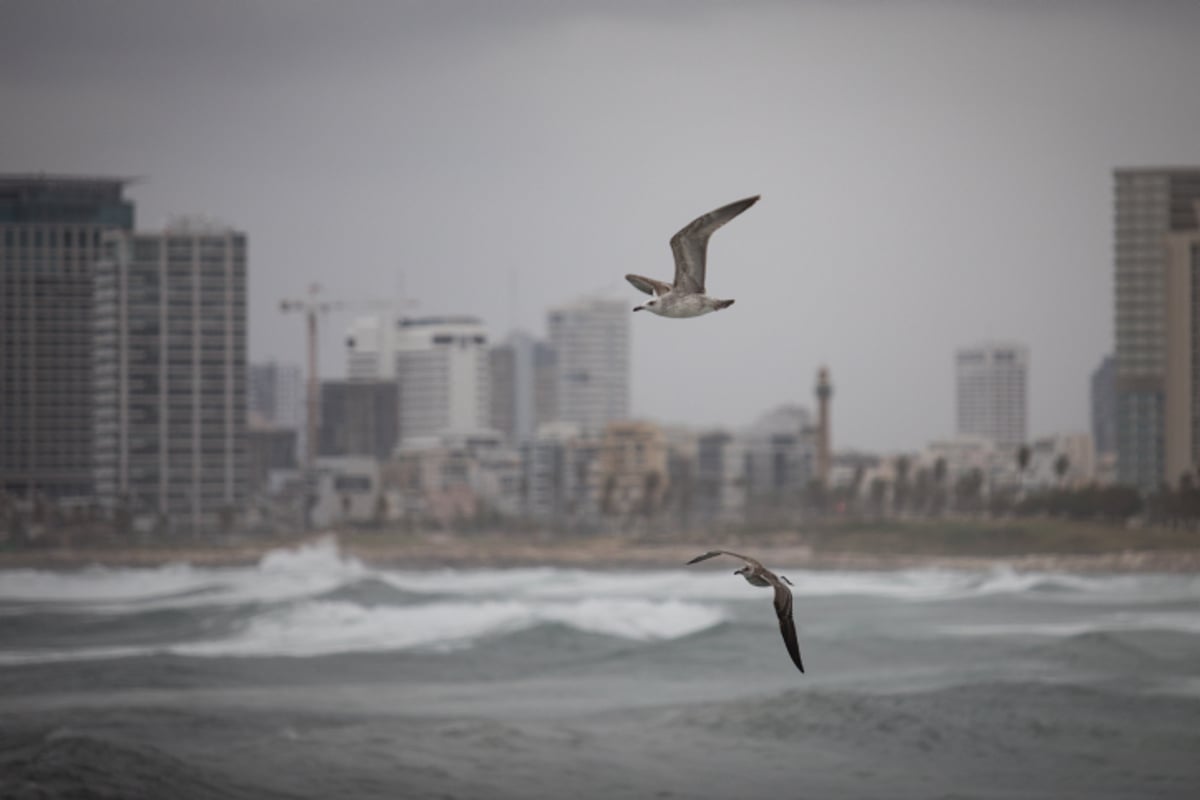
left=1, top=175, right=135, bottom=499
left=92, top=225, right=248, bottom=532
left=1164, top=205, right=1200, bottom=485
left=1114, top=168, right=1200, bottom=489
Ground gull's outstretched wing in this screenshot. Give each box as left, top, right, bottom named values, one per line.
left=686, top=549, right=764, bottom=570
left=768, top=576, right=805, bottom=673
left=625, top=273, right=672, bottom=297
left=669, top=195, right=759, bottom=295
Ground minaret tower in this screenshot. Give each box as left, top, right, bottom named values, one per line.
left=816, top=366, right=833, bottom=486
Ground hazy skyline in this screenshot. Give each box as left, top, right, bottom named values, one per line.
left=4, top=0, right=1200, bottom=452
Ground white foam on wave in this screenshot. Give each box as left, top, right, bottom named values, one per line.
left=0, top=596, right=727, bottom=663
left=938, top=610, right=1200, bottom=638
left=177, top=596, right=725, bottom=658
left=0, top=562, right=207, bottom=604
left=374, top=564, right=1149, bottom=603
left=0, top=537, right=364, bottom=611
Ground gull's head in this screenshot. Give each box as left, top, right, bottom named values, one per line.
left=633, top=298, right=659, bottom=313
left=734, top=566, right=749, bottom=577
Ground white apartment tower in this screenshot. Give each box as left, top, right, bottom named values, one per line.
left=92, top=225, right=248, bottom=532
left=547, top=298, right=629, bottom=434
left=955, top=342, right=1028, bottom=450
left=392, top=316, right=490, bottom=444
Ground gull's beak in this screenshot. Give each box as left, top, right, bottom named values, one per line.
left=632, top=305, right=644, bottom=312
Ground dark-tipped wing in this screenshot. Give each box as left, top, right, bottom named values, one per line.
left=669, top=195, right=760, bottom=295
left=686, top=549, right=763, bottom=569
left=769, top=578, right=805, bottom=673
left=625, top=273, right=672, bottom=297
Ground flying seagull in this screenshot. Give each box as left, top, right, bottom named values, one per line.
left=686, top=549, right=805, bottom=673
left=627, top=195, right=760, bottom=317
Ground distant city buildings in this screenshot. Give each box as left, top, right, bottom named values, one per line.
left=1114, top=168, right=1200, bottom=490
left=741, top=405, right=816, bottom=518
left=92, top=224, right=249, bottom=532
left=695, top=431, right=747, bottom=523
left=1024, top=433, right=1096, bottom=488
left=547, top=298, right=629, bottom=434
left=488, top=330, right=556, bottom=445
left=1, top=175, right=135, bottom=499
left=955, top=342, right=1028, bottom=450
left=11, top=161, right=1186, bottom=538
left=595, top=420, right=669, bottom=518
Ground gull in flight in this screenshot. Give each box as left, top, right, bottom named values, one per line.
left=686, top=549, right=805, bottom=673
left=627, top=195, right=760, bottom=317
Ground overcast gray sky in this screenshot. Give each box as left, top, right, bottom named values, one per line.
left=3, top=0, right=1199, bottom=452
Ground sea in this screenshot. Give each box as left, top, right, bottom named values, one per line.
left=1, top=537, right=1198, bottom=799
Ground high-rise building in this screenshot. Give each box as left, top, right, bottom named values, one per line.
left=1114, top=168, right=1200, bottom=489
left=249, top=361, right=303, bottom=428
left=1, top=175, right=135, bottom=499
left=248, top=361, right=304, bottom=461
left=1090, top=355, right=1117, bottom=457
left=393, top=316, right=490, bottom=443
left=1164, top=203, right=1200, bottom=485
left=92, top=224, right=248, bottom=532
left=955, top=342, right=1028, bottom=450
left=318, top=380, right=399, bottom=460
left=489, top=331, right=556, bottom=445
left=547, top=298, right=629, bottom=434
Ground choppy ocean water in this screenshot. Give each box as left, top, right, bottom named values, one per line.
left=2, top=537, right=1199, bottom=799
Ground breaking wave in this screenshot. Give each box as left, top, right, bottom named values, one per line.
left=2, top=537, right=1196, bottom=665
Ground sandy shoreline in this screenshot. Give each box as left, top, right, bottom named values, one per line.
left=3, top=531, right=1200, bottom=573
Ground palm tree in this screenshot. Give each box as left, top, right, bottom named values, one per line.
left=912, top=467, right=931, bottom=517
left=932, top=457, right=947, bottom=516
left=955, top=468, right=984, bottom=513
left=893, top=456, right=911, bottom=516
left=1053, top=454, right=1071, bottom=486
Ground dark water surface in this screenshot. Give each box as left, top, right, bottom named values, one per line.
left=2, top=539, right=1198, bottom=799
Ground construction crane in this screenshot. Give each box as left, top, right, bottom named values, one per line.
left=280, top=283, right=340, bottom=529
